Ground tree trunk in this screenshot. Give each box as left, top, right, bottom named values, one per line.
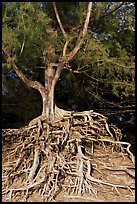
left=45, top=86, right=54, bottom=122
left=43, top=64, right=56, bottom=122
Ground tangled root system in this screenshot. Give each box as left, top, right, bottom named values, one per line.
left=2, top=110, right=135, bottom=202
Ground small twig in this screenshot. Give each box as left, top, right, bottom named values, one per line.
left=19, top=40, right=25, bottom=57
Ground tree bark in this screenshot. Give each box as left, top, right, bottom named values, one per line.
left=44, top=64, right=56, bottom=122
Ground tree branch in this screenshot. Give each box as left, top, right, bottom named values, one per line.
left=62, top=37, right=73, bottom=56
left=53, top=2, right=92, bottom=63
left=53, top=2, right=74, bottom=57
left=101, top=2, right=124, bottom=17
left=53, top=2, right=68, bottom=39
left=51, top=62, right=64, bottom=89
left=2, top=49, right=46, bottom=98
left=63, top=2, right=93, bottom=62
left=63, top=41, right=69, bottom=56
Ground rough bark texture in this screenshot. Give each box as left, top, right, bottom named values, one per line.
left=44, top=64, right=56, bottom=120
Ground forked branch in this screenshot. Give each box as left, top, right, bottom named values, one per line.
left=64, top=2, right=93, bottom=62
left=53, top=2, right=93, bottom=62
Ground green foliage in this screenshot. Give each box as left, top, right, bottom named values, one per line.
left=2, top=2, right=55, bottom=68
left=68, top=2, right=134, bottom=105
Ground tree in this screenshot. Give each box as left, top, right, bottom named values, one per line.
left=2, top=3, right=135, bottom=201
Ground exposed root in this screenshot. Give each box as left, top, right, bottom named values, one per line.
left=2, top=109, right=135, bottom=202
